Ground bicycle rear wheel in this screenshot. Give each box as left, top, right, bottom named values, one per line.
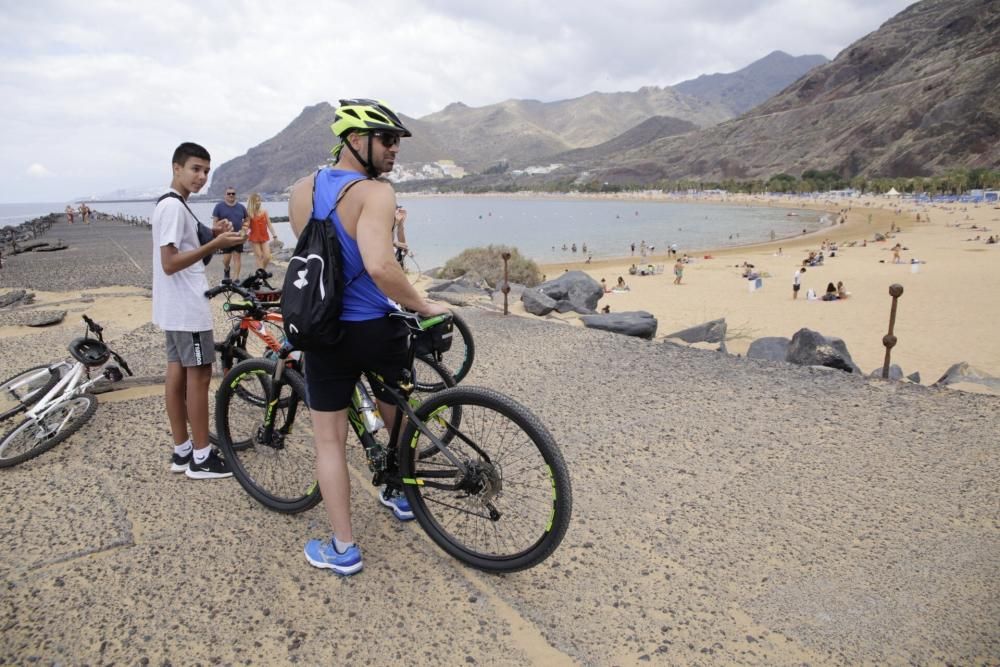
left=0, top=394, right=98, bottom=468
left=0, top=365, right=61, bottom=422
left=415, top=311, right=474, bottom=390
left=398, top=386, right=571, bottom=572
left=215, top=359, right=320, bottom=513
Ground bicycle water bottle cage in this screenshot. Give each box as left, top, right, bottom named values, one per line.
left=68, top=337, right=111, bottom=367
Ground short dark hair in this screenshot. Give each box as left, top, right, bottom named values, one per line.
left=172, top=142, right=211, bottom=167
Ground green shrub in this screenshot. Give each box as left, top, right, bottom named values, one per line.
left=439, top=245, right=542, bottom=287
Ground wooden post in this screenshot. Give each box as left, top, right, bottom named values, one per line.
left=881, top=283, right=904, bottom=379
left=501, top=252, right=512, bottom=315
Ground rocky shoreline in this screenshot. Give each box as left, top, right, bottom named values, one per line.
left=1, top=214, right=998, bottom=664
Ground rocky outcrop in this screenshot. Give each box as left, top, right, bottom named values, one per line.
left=665, top=318, right=727, bottom=344
left=521, top=289, right=558, bottom=316
left=786, top=328, right=861, bottom=373
left=580, top=311, right=658, bottom=339
left=934, top=362, right=1000, bottom=391
left=537, top=271, right=603, bottom=313
left=869, top=364, right=905, bottom=381
left=746, top=337, right=790, bottom=362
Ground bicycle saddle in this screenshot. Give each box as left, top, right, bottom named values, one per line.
left=68, top=337, right=111, bottom=367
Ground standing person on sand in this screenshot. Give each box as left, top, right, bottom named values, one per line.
left=673, top=259, right=684, bottom=285
left=65, top=205, right=74, bottom=224
left=288, top=99, right=450, bottom=576
left=393, top=204, right=409, bottom=269
left=212, top=187, right=249, bottom=282
left=792, top=267, right=806, bottom=299
left=152, top=142, right=244, bottom=479
left=246, top=192, right=278, bottom=272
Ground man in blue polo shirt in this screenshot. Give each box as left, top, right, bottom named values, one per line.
left=212, top=187, right=249, bottom=281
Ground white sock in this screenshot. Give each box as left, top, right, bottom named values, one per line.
left=174, top=440, right=192, bottom=457
left=192, top=446, right=211, bottom=464
left=333, top=536, right=354, bottom=554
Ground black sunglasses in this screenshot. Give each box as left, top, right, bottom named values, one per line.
left=225, top=191, right=236, bottom=196
left=370, top=131, right=402, bottom=148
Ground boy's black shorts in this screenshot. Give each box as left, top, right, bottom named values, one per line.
left=303, top=316, right=409, bottom=411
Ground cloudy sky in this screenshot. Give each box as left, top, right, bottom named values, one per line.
left=0, top=0, right=915, bottom=203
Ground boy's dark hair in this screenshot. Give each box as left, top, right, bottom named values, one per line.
left=172, top=142, right=211, bottom=167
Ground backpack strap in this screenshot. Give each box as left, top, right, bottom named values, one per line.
left=311, top=169, right=370, bottom=286
left=157, top=191, right=214, bottom=265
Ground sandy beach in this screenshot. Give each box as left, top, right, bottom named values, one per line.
left=530, top=194, right=1000, bottom=384
left=1, top=205, right=998, bottom=665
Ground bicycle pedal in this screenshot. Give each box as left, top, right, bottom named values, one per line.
left=103, top=365, right=124, bottom=382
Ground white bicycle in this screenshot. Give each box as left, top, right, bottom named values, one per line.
left=0, top=315, right=132, bottom=467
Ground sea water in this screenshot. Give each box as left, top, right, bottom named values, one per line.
left=1, top=196, right=825, bottom=268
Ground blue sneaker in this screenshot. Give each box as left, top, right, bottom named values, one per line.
left=379, top=486, right=414, bottom=521
left=304, top=537, right=363, bottom=576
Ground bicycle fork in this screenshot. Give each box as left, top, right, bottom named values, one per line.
left=256, top=361, right=299, bottom=449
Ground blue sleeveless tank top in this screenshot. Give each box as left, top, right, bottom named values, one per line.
left=312, top=168, right=398, bottom=321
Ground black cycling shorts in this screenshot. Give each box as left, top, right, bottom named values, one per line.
left=303, top=316, right=409, bottom=411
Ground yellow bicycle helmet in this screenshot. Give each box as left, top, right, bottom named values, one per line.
left=331, top=99, right=411, bottom=139
left=330, top=99, right=410, bottom=175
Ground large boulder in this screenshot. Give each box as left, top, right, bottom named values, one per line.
left=934, top=362, right=1000, bottom=391
left=746, top=337, right=790, bottom=362
left=665, top=318, right=727, bottom=344
left=521, top=288, right=558, bottom=316
left=786, top=328, right=861, bottom=373
left=537, top=271, right=603, bottom=313
left=580, top=311, right=658, bottom=339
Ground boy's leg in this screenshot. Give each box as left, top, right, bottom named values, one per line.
left=311, top=409, right=354, bottom=543
left=232, top=249, right=242, bottom=281
left=165, top=361, right=189, bottom=445
left=185, top=363, right=213, bottom=449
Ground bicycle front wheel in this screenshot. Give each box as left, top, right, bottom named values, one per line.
left=0, top=394, right=98, bottom=468
left=398, top=386, right=571, bottom=572
left=215, top=359, right=320, bottom=513
left=0, top=365, right=61, bottom=422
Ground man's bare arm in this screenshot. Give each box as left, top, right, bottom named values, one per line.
left=288, top=174, right=316, bottom=239
left=356, top=184, right=447, bottom=316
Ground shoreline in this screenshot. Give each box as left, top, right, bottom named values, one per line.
left=526, top=193, right=999, bottom=384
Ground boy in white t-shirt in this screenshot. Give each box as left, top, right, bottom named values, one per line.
left=152, top=142, right=243, bottom=479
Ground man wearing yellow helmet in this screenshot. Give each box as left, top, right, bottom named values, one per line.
left=288, top=99, right=449, bottom=576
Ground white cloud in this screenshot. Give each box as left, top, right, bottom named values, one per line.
left=0, top=0, right=915, bottom=202
left=26, top=163, right=53, bottom=177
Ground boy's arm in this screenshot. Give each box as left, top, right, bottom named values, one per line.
left=161, top=232, right=243, bottom=275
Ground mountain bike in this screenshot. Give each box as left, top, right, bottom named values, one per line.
left=205, top=277, right=456, bottom=448
left=214, top=312, right=571, bottom=572
left=0, top=315, right=133, bottom=467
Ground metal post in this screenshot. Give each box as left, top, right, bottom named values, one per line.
left=501, top=252, right=512, bottom=315
left=881, top=283, right=904, bottom=379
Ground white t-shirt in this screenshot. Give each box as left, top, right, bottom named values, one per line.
left=151, top=189, right=212, bottom=331
left=793, top=270, right=803, bottom=286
